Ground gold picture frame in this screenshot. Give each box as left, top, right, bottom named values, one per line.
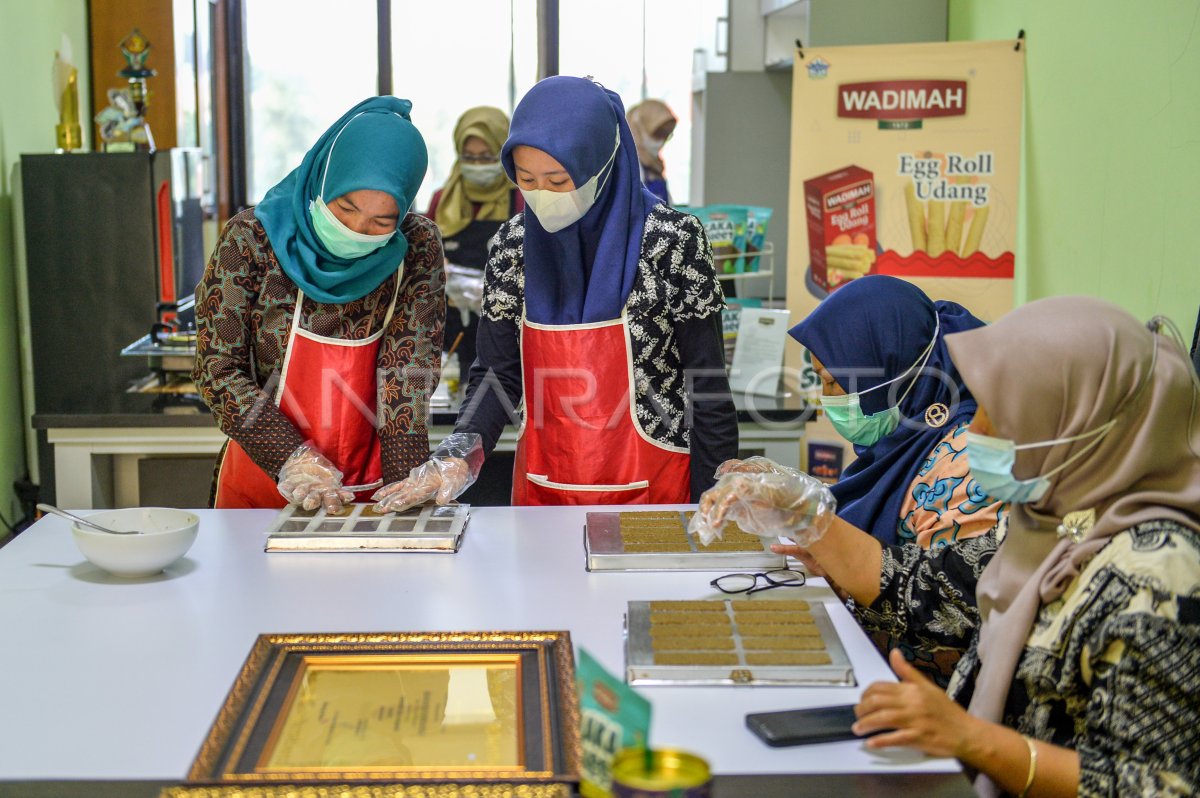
left=183, top=631, right=580, bottom=796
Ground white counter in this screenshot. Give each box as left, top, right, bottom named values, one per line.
left=0, top=506, right=958, bottom=781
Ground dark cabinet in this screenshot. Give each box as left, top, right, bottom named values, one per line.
left=20, top=150, right=205, bottom=498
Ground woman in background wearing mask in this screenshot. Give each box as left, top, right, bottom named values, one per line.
left=692, top=297, right=1200, bottom=796
left=373, top=76, right=737, bottom=511
left=425, top=107, right=523, bottom=375
left=626, top=98, right=676, bottom=204
left=716, top=275, right=1003, bottom=683
left=194, top=96, right=444, bottom=511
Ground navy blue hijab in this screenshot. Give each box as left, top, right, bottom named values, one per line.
left=501, top=77, right=662, bottom=324
left=789, top=276, right=985, bottom=544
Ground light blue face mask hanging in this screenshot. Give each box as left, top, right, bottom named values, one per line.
left=965, top=422, right=1117, bottom=504
left=819, top=317, right=940, bottom=446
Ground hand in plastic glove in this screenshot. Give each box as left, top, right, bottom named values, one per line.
left=714, top=456, right=802, bottom=479
left=445, top=264, right=484, bottom=316
left=688, top=471, right=836, bottom=547
left=372, top=432, right=485, bottom=514
left=276, top=442, right=355, bottom=513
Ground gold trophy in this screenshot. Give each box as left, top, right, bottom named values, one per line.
left=53, top=45, right=82, bottom=152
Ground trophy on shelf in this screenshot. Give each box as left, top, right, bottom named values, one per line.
left=95, top=28, right=156, bottom=152
left=52, top=39, right=82, bottom=152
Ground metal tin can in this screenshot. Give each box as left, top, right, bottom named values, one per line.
left=610, top=747, right=712, bottom=798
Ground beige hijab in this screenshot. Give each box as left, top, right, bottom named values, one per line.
left=945, top=296, right=1200, bottom=791
left=626, top=99, right=676, bottom=182
left=434, top=106, right=513, bottom=239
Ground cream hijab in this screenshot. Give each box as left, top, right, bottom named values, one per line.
left=626, top=99, right=676, bottom=182
left=945, top=296, right=1200, bottom=785
left=434, top=106, right=513, bottom=239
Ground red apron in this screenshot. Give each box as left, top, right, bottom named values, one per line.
left=511, top=313, right=691, bottom=506
left=214, top=271, right=402, bottom=509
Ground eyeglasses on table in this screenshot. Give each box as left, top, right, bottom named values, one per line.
left=710, top=568, right=806, bottom=595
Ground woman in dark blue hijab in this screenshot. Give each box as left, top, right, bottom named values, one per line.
left=373, top=77, right=738, bottom=512
left=788, top=275, right=1005, bottom=548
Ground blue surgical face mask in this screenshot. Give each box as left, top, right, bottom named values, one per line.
left=309, top=196, right=395, bottom=259
left=819, top=393, right=900, bottom=447
left=818, top=316, right=940, bottom=447
left=965, top=420, right=1117, bottom=504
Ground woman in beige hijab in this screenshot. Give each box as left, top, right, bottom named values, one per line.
left=695, top=296, right=1200, bottom=796
left=425, top=107, right=523, bottom=375
left=627, top=99, right=676, bottom=203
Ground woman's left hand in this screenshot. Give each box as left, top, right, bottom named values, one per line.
left=853, top=649, right=979, bottom=759
left=769, top=541, right=829, bottom=579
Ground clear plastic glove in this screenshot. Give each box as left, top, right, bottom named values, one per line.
left=445, top=264, right=484, bottom=316
left=372, top=433, right=485, bottom=514
left=714, top=456, right=803, bottom=479
left=688, top=471, right=836, bottom=547
left=276, top=442, right=355, bottom=513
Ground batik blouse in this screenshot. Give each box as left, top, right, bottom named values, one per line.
left=850, top=519, right=1200, bottom=796
left=897, top=421, right=1005, bottom=550
left=193, top=209, right=445, bottom=489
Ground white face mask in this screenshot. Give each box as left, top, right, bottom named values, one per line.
left=520, top=130, right=620, bottom=234
left=642, top=134, right=667, bottom=155
left=460, top=162, right=504, bottom=186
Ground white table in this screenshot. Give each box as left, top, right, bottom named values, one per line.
left=0, top=506, right=961, bottom=789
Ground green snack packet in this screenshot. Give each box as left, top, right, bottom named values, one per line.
left=690, top=205, right=748, bottom=273
left=743, top=206, right=774, bottom=272
left=578, top=648, right=652, bottom=798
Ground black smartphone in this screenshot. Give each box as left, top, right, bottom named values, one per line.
left=746, top=705, right=873, bottom=747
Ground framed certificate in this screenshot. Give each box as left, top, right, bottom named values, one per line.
left=184, top=631, right=579, bottom=795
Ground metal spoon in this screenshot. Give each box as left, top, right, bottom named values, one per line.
left=37, top=504, right=140, bottom=535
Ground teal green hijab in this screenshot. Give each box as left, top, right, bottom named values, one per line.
left=256, top=96, right=428, bottom=304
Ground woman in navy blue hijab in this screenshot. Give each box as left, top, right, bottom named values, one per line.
left=788, top=275, right=1005, bottom=549
left=373, top=76, right=738, bottom=512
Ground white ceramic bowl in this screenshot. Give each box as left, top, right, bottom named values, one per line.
left=70, top=508, right=199, bottom=577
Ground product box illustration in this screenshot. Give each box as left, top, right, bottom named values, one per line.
left=803, top=166, right=877, bottom=292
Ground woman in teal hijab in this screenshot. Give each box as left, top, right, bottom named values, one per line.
left=194, top=96, right=446, bottom=512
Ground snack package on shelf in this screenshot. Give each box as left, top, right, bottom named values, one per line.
left=743, top=206, right=774, bottom=272
left=685, top=205, right=777, bottom=274
left=688, top=205, right=749, bottom=273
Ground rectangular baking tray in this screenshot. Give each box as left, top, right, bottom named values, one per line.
left=265, top=503, right=469, bottom=553
left=584, top=511, right=785, bottom=572
left=624, top=600, right=855, bottom=686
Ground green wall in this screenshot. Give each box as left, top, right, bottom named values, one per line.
left=0, top=1, right=90, bottom=535
left=949, top=0, right=1200, bottom=332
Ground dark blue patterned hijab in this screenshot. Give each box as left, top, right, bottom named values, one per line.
left=789, top=276, right=985, bottom=544
left=500, top=77, right=661, bottom=324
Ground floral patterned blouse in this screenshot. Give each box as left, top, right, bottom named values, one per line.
left=457, top=204, right=739, bottom=500
left=193, top=209, right=445, bottom=491
left=850, top=519, right=1200, bottom=796
left=898, top=421, right=1005, bottom=550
